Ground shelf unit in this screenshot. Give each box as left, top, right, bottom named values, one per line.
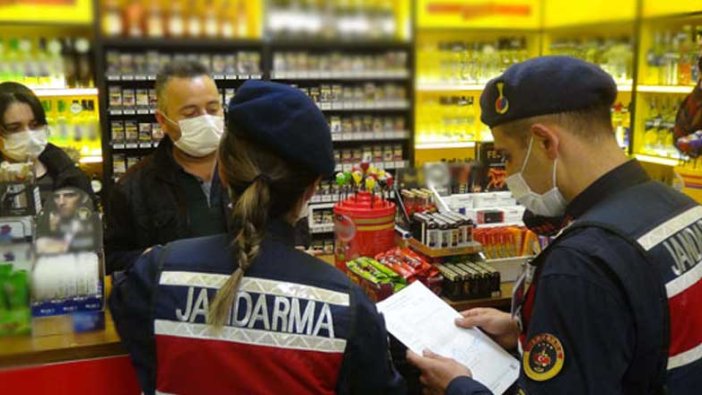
left=94, top=36, right=265, bottom=196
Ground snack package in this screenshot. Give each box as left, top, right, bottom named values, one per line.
left=345, top=257, right=407, bottom=302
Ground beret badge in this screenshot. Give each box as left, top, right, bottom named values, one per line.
left=495, top=81, right=509, bottom=115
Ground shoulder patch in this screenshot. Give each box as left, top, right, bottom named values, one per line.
left=523, top=333, right=564, bottom=381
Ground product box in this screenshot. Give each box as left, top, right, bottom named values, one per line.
left=124, top=121, right=138, bottom=144
left=477, top=142, right=508, bottom=192
left=111, top=121, right=125, bottom=145
left=108, top=86, right=122, bottom=109
left=473, top=192, right=500, bottom=209
left=0, top=242, right=32, bottom=336
left=501, top=206, right=525, bottom=224
left=32, top=188, right=105, bottom=327
left=477, top=209, right=504, bottom=224
left=138, top=123, right=153, bottom=147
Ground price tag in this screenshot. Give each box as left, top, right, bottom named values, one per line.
left=122, top=75, right=134, bottom=81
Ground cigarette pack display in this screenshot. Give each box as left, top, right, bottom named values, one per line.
left=138, top=123, right=152, bottom=147
left=135, top=89, right=149, bottom=108
left=124, top=121, right=138, bottom=144
left=111, top=121, right=125, bottom=145
left=108, top=86, right=122, bottom=109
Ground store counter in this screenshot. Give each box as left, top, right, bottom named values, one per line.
left=0, top=279, right=141, bottom=395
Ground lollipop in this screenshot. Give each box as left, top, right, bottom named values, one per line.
left=365, top=176, right=377, bottom=191
left=335, top=172, right=347, bottom=186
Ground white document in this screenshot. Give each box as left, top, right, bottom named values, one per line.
left=377, top=281, right=520, bottom=394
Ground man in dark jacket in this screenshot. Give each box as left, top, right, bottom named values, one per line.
left=105, top=60, right=229, bottom=273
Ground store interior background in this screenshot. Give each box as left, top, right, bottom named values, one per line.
left=3, top=0, right=702, bottom=210
left=1, top=0, right=702, bottom=392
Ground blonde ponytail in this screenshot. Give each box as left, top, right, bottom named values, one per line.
left=208, top=176, right=270, bottom=327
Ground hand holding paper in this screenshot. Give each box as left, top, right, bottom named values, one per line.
left=377, top=281, right=520, bottom=394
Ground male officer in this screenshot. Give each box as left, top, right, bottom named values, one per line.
left=407, top=56, right=702, bottom=394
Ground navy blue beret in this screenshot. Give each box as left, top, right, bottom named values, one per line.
left=227, top=80, right=335, bottom=177
left=480, top=56, right=617, bottom=128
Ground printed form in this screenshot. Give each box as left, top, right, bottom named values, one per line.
left=377, top=282, right=520, bottom=394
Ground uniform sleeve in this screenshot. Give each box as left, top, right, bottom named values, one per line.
left=517, top=246, right=635, bottom=395
left=337, top=287, right=406, bottom=395
left=109, top=246, right=165, bottom=395
left=105, top=182, right=145, bottom=274
left=446, top=376, right=493, bottom=395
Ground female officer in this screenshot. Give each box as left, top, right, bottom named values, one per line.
left=0, top=82, right=94, bottom=202
left=110, top=80, right=405, bottom=395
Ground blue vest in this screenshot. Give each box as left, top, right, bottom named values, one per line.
left=555, top=180, right=702, bottom=394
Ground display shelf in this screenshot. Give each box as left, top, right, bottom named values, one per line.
left=100, top=37, right=263, bottom=50
left=271, top=71, right=409, bottom=81
left=334, top=160, right=408, bottom=172
left=33, top=88, right=98, bottom=97
left=408, top=238, right=482, bottom=258
left=316, top=101, right=410, bottom=112
left=476, top=221, right=525, bottom=229
left=444, top=282, right=514, bottom=311
left=106, top=73, right=263, bottom=82
left=416, top=83, right=486, bottom=92
left=415, top=142, right=476, bottom=150
left=636, top=85, right=696, bottom=94
left=634, top=154, right=681, bottom=167
left=332, top=131, right=409, bottom=142
left=268, top=40, right=412, bottom=50
left=617, top=84, right=634, bottom=92
left=310, top=224, right=335, bottom=234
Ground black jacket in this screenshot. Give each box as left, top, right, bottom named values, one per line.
left=104, top=138, right=229, bottom=274
left=37, top=143, right=95, bottom=201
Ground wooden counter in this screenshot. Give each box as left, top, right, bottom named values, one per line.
left=0, top=310, right=126, bottom=369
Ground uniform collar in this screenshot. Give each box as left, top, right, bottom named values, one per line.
left=566, top=159, right=650, bottom=219
left=265, top=219, right=296, bottom=246
left=523, top=160, right=650, bottom=236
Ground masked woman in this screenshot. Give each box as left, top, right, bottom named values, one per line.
left=0, top=82, right=94, bottom=202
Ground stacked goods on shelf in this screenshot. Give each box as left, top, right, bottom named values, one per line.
left=101, top=0, right=255, bottom=39
left=0, top=36, right=94, bottom=89
left=375, top=247, right=442, bottom=294
left=41, top=95, right=102, bottom=162
left=434, top=260, right=500, bottom=301
left=98, top=44, right=263, bottom=184
left=272, top=51, right=408, bottom=79
left=547, top=35, right=634, bottom=85
left=645, top=25, right=702, bottom=86
left=265, top=0, right=404, bottom=41
left=415, top=94, right=476, bottom=144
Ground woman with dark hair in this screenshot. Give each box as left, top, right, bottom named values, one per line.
left=110, top=81, right=405, bottom=395
left=0, top=82, right=94, bottom=202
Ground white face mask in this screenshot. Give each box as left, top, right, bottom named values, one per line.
left=504, top=137, right=567, bottom=217
left=165, top=114, right=224, bottom=157
left=2, top=128, right=48, bottom=161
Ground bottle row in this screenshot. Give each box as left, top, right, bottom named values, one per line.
left=417, top=37, right=529, bottom=84
left=0, top=36, right=93, bottom=89
left=641, top=96, right=685, bottom=158
left=41, top=98, right=101, bottom=156
left=105, top=50, right=261, bottom=81
left=265, top=0, right=399, bottom=40
left=101, top=0, right=250, bottom=39
left=416, top=95, right=478, bottom=144
left=646, top=25, right=702, bottom=86
left=271, top=51, right=408, bottom=80
left=548, top=36, right=633, bottom=84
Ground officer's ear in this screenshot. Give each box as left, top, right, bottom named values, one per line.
left=529, top=123, right=560, bottom=161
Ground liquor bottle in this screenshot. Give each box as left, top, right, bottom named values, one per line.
left=168, top=0, right=186, bottom=37
left=220, top=0, right=235, bottom=38
left=235, top=0, right=248, bottom=38
left=61, top=38, right=77, bottom=88
left=146, top=0, right=165, bottom=38
left=187, top=0, right=203, bottom=38
left=678, top=26, right=694, bottom=86
left=102, top=0, right=124, bottom=37
left=204, top=0, right=219, bottom=38
left=75, top=38, right=93, bottom=88
left=47, top=38, right=64, bottom=88
left=125, top=0, right=146, bottom=38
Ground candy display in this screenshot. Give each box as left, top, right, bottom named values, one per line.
left=345, top=257, right=407, bottom=302
left=375, top=247, right=442, bottom=295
